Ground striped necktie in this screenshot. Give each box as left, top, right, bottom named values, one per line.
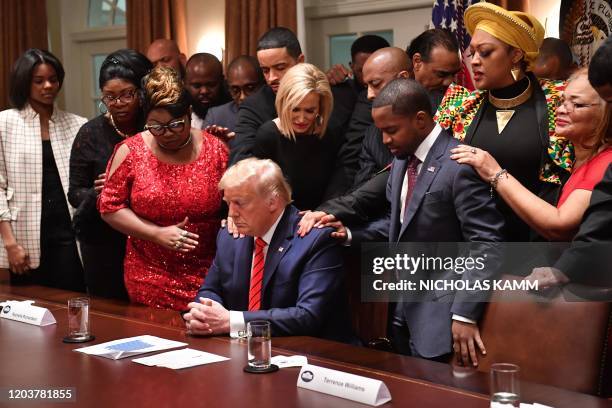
left=248, top=237, right=267, bottom=311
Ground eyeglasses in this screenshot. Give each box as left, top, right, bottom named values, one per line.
left=144, top=119, right=186, bottom=136
left=101, top=89, right=137, bottom=106
left=559, top=97, right=601, bottom=113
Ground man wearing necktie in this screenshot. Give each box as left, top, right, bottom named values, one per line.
left=184, top=158, right=352, bottom=342
left=373, top=79, right=505, bottom=365
left=299, top=79, right=505, bottom=365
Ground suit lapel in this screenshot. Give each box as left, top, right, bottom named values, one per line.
left=232, top=237, right=253, bottom=310
left=399, top=133, right=449, bottom=239
left=261, top=207, right=295, bottom=300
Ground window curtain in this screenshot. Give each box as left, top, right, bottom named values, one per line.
left=0, top=0, right=48, bottom=111
left=126, top=0, right=188, bottom=56
left=225, top=0, right=297, bottom=69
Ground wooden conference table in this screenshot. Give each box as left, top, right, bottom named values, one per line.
left=1, top=284, right=611, bottom=408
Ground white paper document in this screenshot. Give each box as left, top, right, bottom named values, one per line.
left=271, top=355, right=308, bottom=368
left=74, top=335, right=187, bottom=360
left=132, top=348, right=230, bottom=369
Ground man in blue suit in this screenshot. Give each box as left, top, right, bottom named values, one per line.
left=184, top=158, right=351, bottom=342
left=301, top=79, right=504, bottom=365
left=373, top=79, right=504, bottom=366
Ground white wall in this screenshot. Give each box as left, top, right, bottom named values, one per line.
left=306, top=2, right=431, bottom=70
left=185, top=0, right=225, bottom=61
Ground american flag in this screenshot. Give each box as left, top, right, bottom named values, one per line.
left=430, top=0, right=482, bottom=90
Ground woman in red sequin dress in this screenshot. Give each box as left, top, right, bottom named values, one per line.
left=99, top=67, right=228, bottom=310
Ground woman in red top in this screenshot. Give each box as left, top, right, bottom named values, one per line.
left=452, top=68, right=610, bottom=241
left=98, top=67, right=228, bottom=310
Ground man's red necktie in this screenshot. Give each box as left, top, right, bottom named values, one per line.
left=248, top=237, right=267, bottom=311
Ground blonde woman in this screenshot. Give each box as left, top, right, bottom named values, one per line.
left=253, top=63, right=351, bottom=210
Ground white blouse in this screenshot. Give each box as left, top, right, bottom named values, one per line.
left=0, top=104, right=86, bottom=268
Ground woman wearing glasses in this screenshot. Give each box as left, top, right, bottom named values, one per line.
left=0, top=49, right=86, bottom=290
left=98, top=66, right=228, bottom=310
left=69, top=49, right=152, bottom=299
left=452, top=68, right=611, bottom=241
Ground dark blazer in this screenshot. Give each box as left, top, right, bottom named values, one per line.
left=555, top=164, right=612, bottom=284
left=352, top=125, right=392, bottom=188
left=231, top=85, right=277, bottom=165
left=336, top=90, right=374, bottom=185
left=204, top=101, right=239, bottom=132
left=388, top=129, right=504, bottom=357
left=204, top=101, right=240, bottom=151
left=195, top=205, right=352, bottom=342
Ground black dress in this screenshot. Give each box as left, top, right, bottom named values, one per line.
left=253, top=120, right=351, bottom=210
left=467, top=76, right=545, bottom=242
left=10, top=141, right=85, bottom=292
left=68, top=114, right=128, bottom=299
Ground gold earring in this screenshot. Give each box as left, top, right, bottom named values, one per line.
left=511, top=65, right=521, bottom=82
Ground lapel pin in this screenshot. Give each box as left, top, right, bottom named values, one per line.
left=427, top=166, right=436, bottom=172
left=278, top=247, right=284, bottom=252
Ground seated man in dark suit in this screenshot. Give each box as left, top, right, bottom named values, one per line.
left=184, top=158, right=351, bottom=342
left=300, top=79, right=505, bottom=366
left=204, top=56, right=265, bottom=150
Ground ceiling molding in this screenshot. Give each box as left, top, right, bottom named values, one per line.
left=305, top=0, right=432, bottom=19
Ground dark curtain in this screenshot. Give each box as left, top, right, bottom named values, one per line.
left=225, top=0, right=297, bottom=69
left=126, top=0, right=187, bottom=56
left=0, top=0, right=48, bottom=111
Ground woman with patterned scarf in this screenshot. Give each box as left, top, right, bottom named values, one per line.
left=436, top=2, right=569, bottom=241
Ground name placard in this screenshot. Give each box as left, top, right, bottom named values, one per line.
left=297, top=364, right=391, bottom=406
left=0, top=300, right=56, bottom=326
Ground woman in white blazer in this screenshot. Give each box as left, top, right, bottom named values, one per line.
left=0, top=49, right=86, bottom=291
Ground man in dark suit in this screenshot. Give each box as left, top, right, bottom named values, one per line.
left=326, top=34, right=390, bottom=124
left=342, top=30, right=462, bottom=188
left=184, top=158, right=351, bottom=341
left=185, top=53, right=232, bottom=129
left=204, top=56, right=265, bottom=150
left=302, top=79, right=504, bottom=365
left=230, top=28, right=304, bottom=164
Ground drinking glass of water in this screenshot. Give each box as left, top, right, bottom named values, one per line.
left=244, top=320, right=277, bottom=373
left=63, top=297, right=94, bottom=343
left=490, top=363, right=520, bottom=407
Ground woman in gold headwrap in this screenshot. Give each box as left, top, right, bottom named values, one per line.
left=436, top=2, right=569, bottom=241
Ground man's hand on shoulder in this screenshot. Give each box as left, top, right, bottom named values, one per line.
left=184, top=298, right=230, bottom=336
left=297, top=211, right=348, bottom=241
